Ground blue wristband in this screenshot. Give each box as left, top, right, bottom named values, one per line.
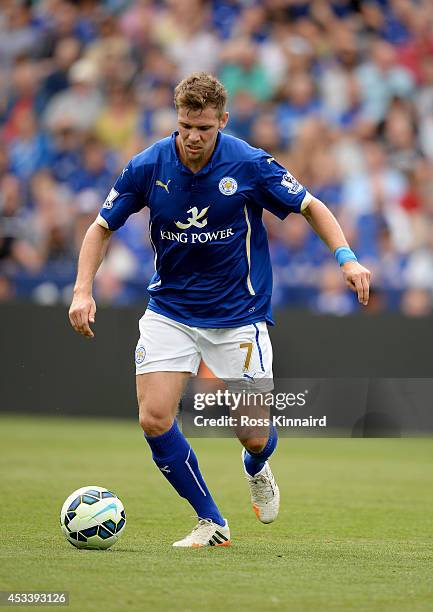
left=334, top=246, right=358, bottom=266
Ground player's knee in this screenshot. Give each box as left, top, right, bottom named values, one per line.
left=243, top=437, right=268, bottom=454
left=138, top=406, right=173, bottom=436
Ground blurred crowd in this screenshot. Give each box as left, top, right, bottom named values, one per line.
left=1, top=0, right=433, bottom=316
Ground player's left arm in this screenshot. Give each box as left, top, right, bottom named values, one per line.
left=302, top=197, right=371, bottom=306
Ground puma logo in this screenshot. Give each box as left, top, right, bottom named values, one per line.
left=155, top=179, right=171, bottom=193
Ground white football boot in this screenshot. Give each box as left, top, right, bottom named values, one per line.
left=242, top=448, right=280, bottom=524
left=172, top=518, right=231, bottom=548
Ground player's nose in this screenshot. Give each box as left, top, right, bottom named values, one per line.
left=188, top=129, right=200, bottom=142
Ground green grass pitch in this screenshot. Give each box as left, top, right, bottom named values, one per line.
left=0, top=414, right=432, bottom=612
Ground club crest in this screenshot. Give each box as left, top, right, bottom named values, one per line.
left=135, top=345, right=146, bottom=364
left=219, top=177, right=238, bottom=196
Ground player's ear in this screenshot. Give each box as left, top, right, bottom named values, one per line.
left=219, top=112, right=229, bottom=130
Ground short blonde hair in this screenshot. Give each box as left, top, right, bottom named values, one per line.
left=174, top=72, right=227, bottom=119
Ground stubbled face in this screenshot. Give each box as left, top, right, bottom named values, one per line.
left=176, top=106, right=228, bottom=169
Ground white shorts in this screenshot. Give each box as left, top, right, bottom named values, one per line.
left=135, top=310, right=273, bottom=386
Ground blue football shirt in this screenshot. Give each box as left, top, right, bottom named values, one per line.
left=97, top=131, right=312, bottom=328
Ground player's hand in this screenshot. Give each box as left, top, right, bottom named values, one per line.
left=69, top=291, right=97, bottom=338
left=341, top=261, right=371, bottom=306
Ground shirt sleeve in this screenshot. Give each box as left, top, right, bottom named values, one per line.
left=255, top=153, right=313, bottom=219
left=96, top=161, right=146, bottom=231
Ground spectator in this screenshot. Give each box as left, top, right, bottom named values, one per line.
left=69, top=136, right=116, bottom=199
left=95, top=83, right=139, bottom=154
left=275, top=72, right=322, bottom=145
left=87, top=13, right=136, bottom=85
left=226, top=91, right=259, bottom=141
left=0, top=275, right=15, bottom=302
left=384, top=102, right=421, bottom=173
left=49, top=125, right=83, bottom=187
left=2, top=61, right=40, bottom=144
left=9, top=109, right=50, bottom=183
left=219, top=38, right=272, bottom=102
left=154, top=0, right=220, bottom=78
left=44, top=58, right=103, bottom=133
left=0, top=2, right=38, bottom=69
left=403, top=224, right=433, bottom=292
left=0, top=174, right=42, bottom=273
left=401, top=287, right=433, bottom=317
left=250, top=111, right=286, bottom=155
left=341, top=140, right=411, bottom=256
left=311, top=263, right=357, bottom=315
left=35, top=37, right=81, bottom=112
left=29, top=170, right=73, bottom=266
left=355, top=39, right=415, bottom=124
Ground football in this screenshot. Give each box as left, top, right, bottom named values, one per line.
left=60, top=485, right=126, bottom=550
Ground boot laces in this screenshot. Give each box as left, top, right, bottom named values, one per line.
left=249, top=473, right=274, bottom=503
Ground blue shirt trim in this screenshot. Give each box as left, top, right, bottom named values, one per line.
left=253, top=323, right=265, bottom=372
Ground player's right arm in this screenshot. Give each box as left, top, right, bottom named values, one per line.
left=69, top=155, right=150, bottom=337
left=69, top=221, right=112, bottom=338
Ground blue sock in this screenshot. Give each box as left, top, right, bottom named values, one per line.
left=145, top=420, right=225, bottom=526
left=243, top=424, right=278, bottom=477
